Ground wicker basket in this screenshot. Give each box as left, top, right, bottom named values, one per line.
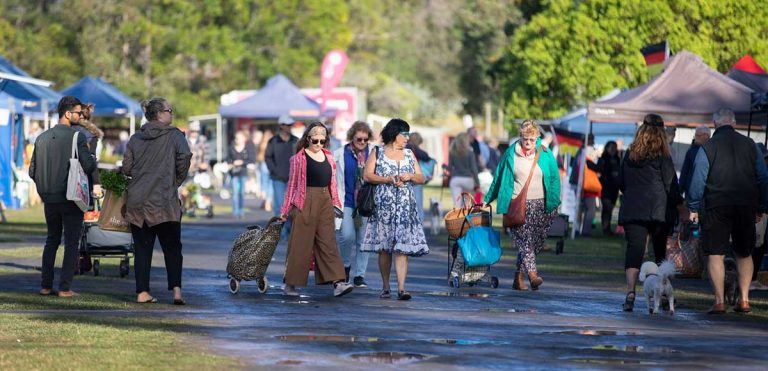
left=444, top=193, right=491, bottom=238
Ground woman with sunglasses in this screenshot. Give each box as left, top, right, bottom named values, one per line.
left=280, top=122, right=354, bottom=297
left=484, top=120, right=561, bottom=291
left=333, top=121, right=375, bottom=287
left=360, top=118, right=429, bottom=300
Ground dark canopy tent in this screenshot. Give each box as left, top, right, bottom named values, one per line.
left=60, top=76, right=143, bottom=134
left=218, top=74, right=333, bottom=119
left=60, top=76, right=142, bottom=116
left=727, top=55, right=768, bottom=141
left=0, top=56, right=61, bottom=117
left=588, top=51, right=754, bottom=125
left=727, top=55, right=768, bottom=93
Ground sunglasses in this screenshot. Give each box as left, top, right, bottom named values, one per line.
left=399, top=132, right=410, bottom=138
left=69, top=110, right=83, bottom=116
left=162, top=108, right=174, bottom=114
left=310, top=139, right=327, bottom=145
left=354, top=137, right=369, bottom=143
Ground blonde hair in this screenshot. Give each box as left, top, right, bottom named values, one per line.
left=450, top=132, right=470, bottom=157
left=520, top=119, right=540, bottom=138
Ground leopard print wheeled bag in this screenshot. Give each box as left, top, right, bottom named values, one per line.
left=226, top=217, right=284, bottom=281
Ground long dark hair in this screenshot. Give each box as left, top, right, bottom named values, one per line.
left=601, top=140, right=619, bottom=160
left=296, top=121, right=329, bottom=153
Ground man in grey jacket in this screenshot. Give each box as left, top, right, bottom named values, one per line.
left=123, top=97, right=192, bottom=304
left=29, top=96, right=97, bottom=297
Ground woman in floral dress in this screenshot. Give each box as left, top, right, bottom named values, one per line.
left=361, top=118, right=429, bottom=300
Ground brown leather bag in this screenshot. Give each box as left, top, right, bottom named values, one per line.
left=503, top=148, right=541, bottom=228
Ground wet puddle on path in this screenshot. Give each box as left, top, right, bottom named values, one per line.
left=545, top=329, right=640, bottom=336
left=349, top=352, right=435, bottom=365
left=566, top=358, right=661, bottom=365
left=590, top=344, right=680, bottom=353
left=275, top=335, right=511, bottom=346
left=426, top=291, right=496, bottom=298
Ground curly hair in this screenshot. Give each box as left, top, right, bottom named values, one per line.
left=519, top=119, right=540, bottom=138
left=628, top=114, right=670, bottom=162
left=345, top=121, right=373, bottom=142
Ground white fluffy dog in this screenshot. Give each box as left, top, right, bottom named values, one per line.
left=638, top=260, right=676, bottom=315
left=428, top=197, right=441, bottom=235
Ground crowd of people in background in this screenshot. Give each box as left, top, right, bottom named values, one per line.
left=23, top=94, right=768, bottom=313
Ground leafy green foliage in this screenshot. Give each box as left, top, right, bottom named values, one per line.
left=497, top=0, right=768, bottom=124
left=99, top=170, right=128, bottom=195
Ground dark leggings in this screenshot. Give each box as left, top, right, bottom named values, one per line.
left=754, top=243, right=767, bottom=280
left=131, top=222, right=183, bottom=294
left=624, top=222, right=672, bottom=270
left=601, top=196, right=616, bottom=232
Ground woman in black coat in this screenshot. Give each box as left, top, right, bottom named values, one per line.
left=618, top=114, right=684, bottom=312
left=598, top=141, right=621, bottom=235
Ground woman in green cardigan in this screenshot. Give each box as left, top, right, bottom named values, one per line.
left=484, top=120, right=561, bottom=290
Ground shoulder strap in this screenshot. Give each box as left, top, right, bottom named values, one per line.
left=518, top=147, right=542, bottom=198
left=71, top=131, right=79, bottom=160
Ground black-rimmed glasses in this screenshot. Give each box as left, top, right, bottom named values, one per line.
left=354, top=137, right=369, bottom=143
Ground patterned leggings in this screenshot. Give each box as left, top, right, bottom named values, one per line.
left=510, top=199, right=553, bottom=273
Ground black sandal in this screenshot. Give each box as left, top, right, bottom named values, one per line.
left=622, top=291, right=635, bottom=312
left=397, top=291, right=412, bottom=301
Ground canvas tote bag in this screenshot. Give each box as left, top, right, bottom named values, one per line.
left=66, top=132, right=90, bottom=212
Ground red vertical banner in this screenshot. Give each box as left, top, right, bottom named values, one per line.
left=320, top=50, right=349, bottom=111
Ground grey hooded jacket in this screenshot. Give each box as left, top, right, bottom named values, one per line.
left=122, top=121, right=192, bottom=227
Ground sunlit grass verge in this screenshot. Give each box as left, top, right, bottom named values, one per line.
left=0, top=314, right=242, bottom=370
left=0, top=205, right=47, bottom=241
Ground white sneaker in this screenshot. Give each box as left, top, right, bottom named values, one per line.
left=749, top=281, right=768, bottom=291
left=333, top=282, right=354, bottom=297
left=283, top=284, right=299, bottom=296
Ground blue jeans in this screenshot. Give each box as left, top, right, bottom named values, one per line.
left=337, top=207, right=370, bottom=278
left=259, top=162, right=273, bottom=202
left=231, top=175, right=246, bottom=217
left=413, top=184, right=425, bottom=222
left=273, top=179, right=291, bottom=239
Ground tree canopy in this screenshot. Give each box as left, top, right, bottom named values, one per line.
left=497, top=0, right=768, bottom=121
left=1, top=0, right=766, bottom=131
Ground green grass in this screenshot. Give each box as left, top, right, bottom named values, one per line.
left=0, top=205, right=47, bottom=241
left=0, top=314, right=242, bottom=370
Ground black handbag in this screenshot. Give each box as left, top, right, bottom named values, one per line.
left=355, top=146, right=379, bottom=217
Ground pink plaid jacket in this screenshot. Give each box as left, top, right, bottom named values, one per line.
left=280, top=148, right=342, bottom=216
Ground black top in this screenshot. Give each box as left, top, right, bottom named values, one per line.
left=618, top=150, right=682, bottom=225
left=597, top=153, right=621, bottom=201
left=265, top=134, right=298, bottom=182
left=306, top=153, right=332, bottom=187
left=702, top=125, right=759, bottom=210
left=28, top=125, right=97, bottom=203
left=228, top=145, right=255, bottom=176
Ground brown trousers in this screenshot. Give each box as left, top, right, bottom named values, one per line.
left=284, top=187, right=345, bottom=286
